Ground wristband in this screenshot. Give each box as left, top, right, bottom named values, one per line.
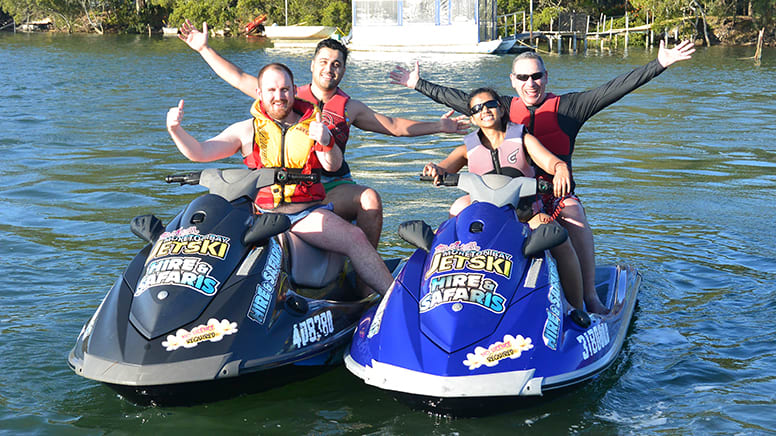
left=313, top=141, right=334, bottom=152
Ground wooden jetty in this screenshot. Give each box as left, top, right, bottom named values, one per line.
left=498, top=11, right=659, bottom=55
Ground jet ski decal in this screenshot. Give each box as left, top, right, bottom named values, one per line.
left=136, top=257, right=220, bottom=297
left=463, top=334, right=534, bottom=370
left=162, top=318, right=238, bottom=351
left=419, top=272, right=505, bottom=313
left=542, top=256, right=562, bottom=350
left=425, top=241, right=513, bottom=279
left=150, top=226, right=231, bottom=261
left=577, top=323, right=610, bottom=360
left=292, top=310, right=335, bottom=349
left=248, top=239, right=282, bottom=324
left=367, top=282, right=395, bottom=338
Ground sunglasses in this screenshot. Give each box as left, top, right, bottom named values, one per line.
left=512, top=71, right=545, bottom=81
left=469, top=99, right=500, bottom=114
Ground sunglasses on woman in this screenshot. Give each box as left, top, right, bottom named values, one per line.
left=470, top=99, right=500, bottom=114
left=512, top=71, right=545, bottom=81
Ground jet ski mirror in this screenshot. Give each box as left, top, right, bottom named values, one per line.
left=522, top=221, right=568, bottom=257
left=398, top=220, right=435, bottom=252
left=243, top=213, right=291, bottom=246
left=130, top=214, right=164, bottom=244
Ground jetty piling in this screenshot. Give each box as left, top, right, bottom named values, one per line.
left=496, top=10, right=696, bottom=55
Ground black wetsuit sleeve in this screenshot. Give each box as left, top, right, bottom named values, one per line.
left=415, top=78, right=515, bottom=116
left=560, top=59, right=667, bottom=132
left=414, top=78, right=472, bottom=115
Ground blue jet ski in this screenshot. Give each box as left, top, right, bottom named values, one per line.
left=68, top=168, right=399, bottom=406
left=345, top=173, right=640, bottom=415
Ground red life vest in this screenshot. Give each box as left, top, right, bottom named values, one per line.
left=296, top=84, right=351, bottom=178
left=465, top=122, right=535, bottom=178
left=508, top=93, right=572, bottom=159
left=243, top=98, right=325, bottom=209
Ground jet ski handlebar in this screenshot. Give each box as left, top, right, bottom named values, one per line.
left=419, top=174, right=553, bottom=194
left=165, top=172, right=201, bottom=185
left=165, top=169, right=319, bottom=186
left=419, top=174, right=460, bottom=186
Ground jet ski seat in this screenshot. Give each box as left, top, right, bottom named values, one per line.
left=282, top=232, right=345, bottom=288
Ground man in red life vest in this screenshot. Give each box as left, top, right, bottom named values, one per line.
left=166, top=63, right=394, bottom=296
left=390, top=41, right=695, bottom=313
left=178, top=21, right=469, bottom=252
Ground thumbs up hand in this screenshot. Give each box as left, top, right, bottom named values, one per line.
left=167, top=99, right=185, bottom=131
left=309, top=108, right=333, bottom=152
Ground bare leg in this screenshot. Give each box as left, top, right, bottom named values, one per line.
left=324, top=183, right=383, bottom=248
left=556, top=200, right=608, bottom=314
left=449, top=194, right=471, bottom=217
left=291, top=209, right=393, bottom=296
left=527, top=214, right=584, bottom=311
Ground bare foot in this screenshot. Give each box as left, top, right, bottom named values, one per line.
left=585, top=296, right=609, bottom=315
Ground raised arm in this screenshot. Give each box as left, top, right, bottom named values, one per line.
left=564, top=40, right=695, bottom=124
left=390, top=61, right=472, bottom=115
left=523, top=133, right=571, bottom=198
left=348, top=98, right=469, bottom=137
left=178, top=20, right=258, bottom=98
left=166, top=99, right=252, bottom=162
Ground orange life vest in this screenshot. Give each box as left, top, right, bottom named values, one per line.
left=243, top=98, right=325, bottom=209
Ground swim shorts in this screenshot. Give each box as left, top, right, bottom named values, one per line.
left=321, top=173, right=357, bottom=192
left=257, top=203, right=334, bottom=225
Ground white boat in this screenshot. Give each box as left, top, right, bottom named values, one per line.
left=348, top=39, right=506, bottom=54
left=348, top=0, right=507, bottom=54
left=263, top=25, right=336, bottom=40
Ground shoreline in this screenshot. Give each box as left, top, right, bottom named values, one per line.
left=3, top=19, right=773, bottom=48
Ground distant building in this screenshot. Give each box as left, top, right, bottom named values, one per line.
left=349, top=0, right=509, bottom=53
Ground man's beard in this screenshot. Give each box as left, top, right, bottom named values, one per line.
left=266, top=100, right=292, bottom=121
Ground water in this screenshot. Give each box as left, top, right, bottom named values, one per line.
left=1, top=33, right=775, bottom=434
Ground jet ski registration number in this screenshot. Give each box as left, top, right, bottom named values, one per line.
left=292, top=310, right=335, bottom=349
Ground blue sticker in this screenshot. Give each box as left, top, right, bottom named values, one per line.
left=420, top=273, right=505, bottom=313
left=248, top=239, right=282, bottom=324
left=542, top=254, right=562, bottom=350
left=136, top=257, right=220, bottom=297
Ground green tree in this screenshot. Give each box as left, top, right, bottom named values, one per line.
left=167, top=0, right=234, bottom=31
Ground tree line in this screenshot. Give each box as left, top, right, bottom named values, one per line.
left=1, top=0, right=772, bottom=39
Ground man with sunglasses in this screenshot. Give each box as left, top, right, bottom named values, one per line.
left=391, top=40, right=695, bottom=314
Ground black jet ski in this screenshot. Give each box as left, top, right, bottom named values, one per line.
left=68, top=168, right=399, bottom=406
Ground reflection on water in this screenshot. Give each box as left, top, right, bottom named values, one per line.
left=1, top=33, right=775, bottom=434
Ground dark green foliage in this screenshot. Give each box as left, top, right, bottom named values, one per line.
left=0, top=0, right=772, bottom=36
left=167, top=0, right=235, bottom=31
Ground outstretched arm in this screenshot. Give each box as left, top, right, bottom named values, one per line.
left=178, top=20, right=258, bottom=98
left=389, top=61, right=472, bottom=115
left=348, top=98, right=469, bottom=137
left=166, top=99, right=251, bottom=162
left=562, top=40, right=695, bottom=127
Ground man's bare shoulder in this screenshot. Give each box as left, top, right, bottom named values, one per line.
left=345, top=97, right=375, bottom=119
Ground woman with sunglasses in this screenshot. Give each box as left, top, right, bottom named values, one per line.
left=397, top=42, right=694, bottom=314
left=422, top=87, right=587, bottom=312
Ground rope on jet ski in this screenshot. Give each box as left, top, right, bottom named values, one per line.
left=547, top=194, right=579, bottom=222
